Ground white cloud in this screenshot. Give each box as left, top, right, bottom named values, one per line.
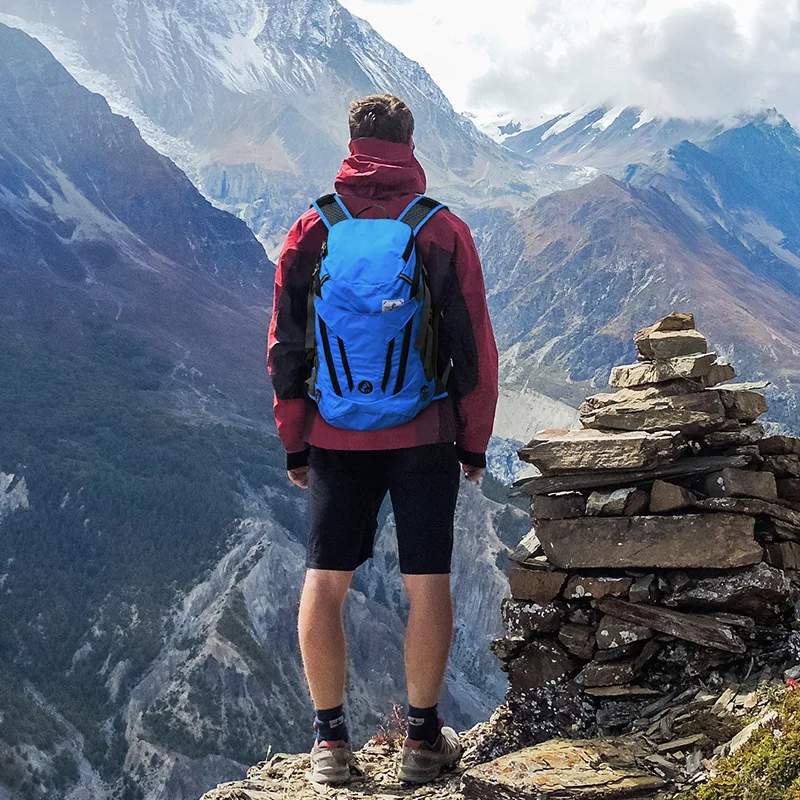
left=340, top=0, right=800, bottom=127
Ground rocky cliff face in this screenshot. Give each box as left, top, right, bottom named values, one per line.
left=0, top=474, right=28, bottom=523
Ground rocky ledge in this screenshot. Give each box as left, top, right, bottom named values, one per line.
left=201, top=681, right=790, bottom=799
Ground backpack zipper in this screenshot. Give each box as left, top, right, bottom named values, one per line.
left=337, top=337, right=354, bottom=392
left=318, top=318, right=342, bottom=397
left=382, top=339, right=395, bottom=392
left=393, top=319, right=414, bottom=394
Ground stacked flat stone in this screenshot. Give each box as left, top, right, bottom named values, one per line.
left=496, top=312, right=800, bottom=742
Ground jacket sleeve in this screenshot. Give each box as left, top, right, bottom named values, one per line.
left=267, top=217, right=319, bottom=468
left=440, top=216, right=499, bottom=468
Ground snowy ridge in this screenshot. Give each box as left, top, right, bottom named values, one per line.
left=0, top=12, right=203, bottom=183
left=540, top=106, right=598, bottom=141
left=501, top=104, right=768, bottom=171
left=590, top=104, right=628, bottom=131
left=472, top=109, right=557, bottom=142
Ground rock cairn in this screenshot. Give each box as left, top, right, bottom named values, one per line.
left=494, top=313, right=800, bottom=748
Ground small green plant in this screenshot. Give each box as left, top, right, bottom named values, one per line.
left=757, top=678, right=786, bottom=706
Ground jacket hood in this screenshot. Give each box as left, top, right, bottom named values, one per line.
left=334, top=137, right=427, bottom=199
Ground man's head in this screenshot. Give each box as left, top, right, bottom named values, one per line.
left=349, top=94, right=414, bottom=145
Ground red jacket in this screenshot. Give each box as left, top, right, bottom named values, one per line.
left=267, top=137, right=498, bottom=469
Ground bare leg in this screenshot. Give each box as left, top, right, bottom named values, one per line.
left=298, top=568, right=354, bottom=709
left=402, top=573, right=453, bottom=708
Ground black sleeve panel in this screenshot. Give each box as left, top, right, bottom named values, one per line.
left=269, top=248, right=318, bottom=400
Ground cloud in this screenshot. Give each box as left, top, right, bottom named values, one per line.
left=466, top=0, right=800, bottom=123
left=342, top=0, right=800, bottom=127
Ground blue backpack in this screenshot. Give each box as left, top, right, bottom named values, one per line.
left=305, top=193, right=450, bottom=431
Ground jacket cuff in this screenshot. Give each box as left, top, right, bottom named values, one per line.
left=286, top=449, right=310, bottom=471
left=456, top=447, right=486, bottom=469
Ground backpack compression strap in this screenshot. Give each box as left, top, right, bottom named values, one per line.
left=397, top=196, right=450, bottom=390
left=311, top=194, right=352, bottom=229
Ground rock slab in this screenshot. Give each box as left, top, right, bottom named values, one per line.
left=520, top=429, right=685, bottom=474
left=532, top=492, right=586, bottom=520
left=564, top=576, right=633, bottom=601
left=649, top=480, right=695, bottom=513
left=515, top=454, right=752, bottom=496
left=502, top=598, right=564, bottom=636
left=610, top=353, right=717, bottom=388
left=704, top=467, right=777, bottom=502
left=635, top=330, right=708, bottom=360
left=508, top=568, right=567, bottom=603
left=664, top=563, right=797, bottom=619
left=596, top=597, right=746, bottom=653
left=581, top=389, right=727, bottom=434
left=537, top=514, right=761, bottom=570
left=508, top=640, right=576, bottom=691
left=461, top=738, right=664, bottom=800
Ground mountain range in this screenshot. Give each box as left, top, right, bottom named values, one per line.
left=2, top=1, right=800, bottom=799
left=465, top=108, right=800, bottom=424
left=0, top=20, right=523, bottom=800
left=0, top=0, right=584, bottom=254
left=498, top=106, right=736, bottom=171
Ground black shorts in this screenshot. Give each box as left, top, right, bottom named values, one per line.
left=307, top=444, right=461, bottom=575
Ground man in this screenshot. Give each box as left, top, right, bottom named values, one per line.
left=267, top=94, right=498, bottom=785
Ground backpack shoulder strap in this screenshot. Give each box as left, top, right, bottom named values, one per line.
left=311, top=194, right=352, bottom=230
left=398, top=196, right=448, bottom=235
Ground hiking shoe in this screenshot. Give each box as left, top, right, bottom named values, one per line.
left=397, top=726, right=463, bottom=784
left=307, top=739, right=363, bottom=784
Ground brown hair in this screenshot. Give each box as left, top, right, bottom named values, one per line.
left=348, top=94, right=415, bottom=144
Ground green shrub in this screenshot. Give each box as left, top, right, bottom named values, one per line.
left=685, top=685, right=800, bottom=800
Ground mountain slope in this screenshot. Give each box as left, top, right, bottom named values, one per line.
left=0, top=0, right=581, bottom=251
left=0, top=20, right=277, bottom=798
left=627, top=113, right=800, bottom=302
left=472, top=173, right=800, bottom=423
left=0, top=20, right=274, bottom=419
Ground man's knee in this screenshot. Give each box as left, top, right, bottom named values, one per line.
left=302, top=568, right=354, bottom=608
left=402, top=573, right=452, bottom=606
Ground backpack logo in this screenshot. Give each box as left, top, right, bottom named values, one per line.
left=382, top=299, right=404, bottom=312
left=358, top=381, right=373, bottom=395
